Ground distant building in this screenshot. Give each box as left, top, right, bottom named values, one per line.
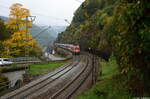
left=52, top=49, right=55, bottom=55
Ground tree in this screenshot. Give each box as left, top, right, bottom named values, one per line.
left=0, top=18, right=12, bottom=41
left=4, top=3, right=41, bottom=57
left=107, top=0, right=150, bottom=95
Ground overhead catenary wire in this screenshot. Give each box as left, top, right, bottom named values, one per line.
left=24, top=26, right=51, bottom=43
left=0, top=2, right=70, bottom=40
left=32, top=26, right=51, bottom=40
left=0, top=5, right=64, bottom=39
left=0, top=4, right=68, bottom=22
left=75, top=0, right=83, bottom=3
left=64, top=19, right=72, bottom=25
left=0, top=3, right=75, bottom=27
left=0, top=0, right=85, bottom=22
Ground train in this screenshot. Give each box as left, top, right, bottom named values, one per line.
left=55, top=43, right=80, bottom=55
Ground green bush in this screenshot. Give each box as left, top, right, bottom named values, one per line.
left=108, top=0, right=150, bottom=95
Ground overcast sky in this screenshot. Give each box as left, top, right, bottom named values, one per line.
left=0, top=0, right=85, bottom=26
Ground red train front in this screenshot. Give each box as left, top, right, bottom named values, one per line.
left=71, top=45, right=80, bottom=55
left=55, top=43, right=80, bottom=55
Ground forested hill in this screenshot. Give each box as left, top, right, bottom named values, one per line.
left=56, top=0, right=116, bottom=52
left=56, top=0, right=150, bottom=96
left=0, top=16, right=66, bottom=48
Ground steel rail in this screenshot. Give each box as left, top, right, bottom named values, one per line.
left=65, top=55, right=93, bottom=99
left=50, top=55, right=90, bottom=99
left=24, top=56, right=82, bottom=98
left=1, top=56, right=81, bottom=99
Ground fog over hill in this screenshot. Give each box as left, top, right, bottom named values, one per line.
left=0, top=16, right=66, bottom=48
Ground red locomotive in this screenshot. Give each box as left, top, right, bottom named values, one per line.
left=55, top=43, right=80, bottom=55
left=71, top=45, right=80, bottom=55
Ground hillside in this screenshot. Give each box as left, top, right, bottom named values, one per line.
left=0, top=16, right=8, bottom=22
left=31, top=25, right=66, bottom=47
left=56, top=0, right=150, bottom=97
left=0, top=16, right=66, bottom=48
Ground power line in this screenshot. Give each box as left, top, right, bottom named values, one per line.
left=75, top=0, right=83, bottom=3
left=0, top=4, right=72, bottom=26
left=32, top=26, right=51, bottom=40
left=0, top=5, right=67, bottom=22
left=0, top=4, right=65, bottom=20
left=64, top=19, right=71, bottom=24
left=32, top=12, right=65, bottom=21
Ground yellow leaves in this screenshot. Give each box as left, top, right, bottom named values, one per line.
left=3, top=40, right=12, bottom=48
left=21, top=8, right=30, bottom=16
left=10, top=3, right=23, bottom=9
left=3, top=3, right=41, bottom=57
left=28, top=40, right=34, bottom=45
left=8, top=3, right=31, bottom=30
left=7, top=3, right=32, bottom=42
left=19, top=23, right=25, bottom=27
left=28, top=34, right=33, bottom=40
left=27, top=24, right=32, bottom=28
left=11, top=32, right=21, bottom=41
left=11, top=49, right=21, bottom=55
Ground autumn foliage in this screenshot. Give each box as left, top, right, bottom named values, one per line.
left=0, top=3, right=41, bottom=57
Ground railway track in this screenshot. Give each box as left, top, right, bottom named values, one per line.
left=1, top=54, right=96, bottom=99
left=25, top=56, right=85, bottom=99
left=49, top=54, right=92, bottom=99
left=1, top=55, right=81, bottom=99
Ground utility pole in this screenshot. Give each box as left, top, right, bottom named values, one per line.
left=25, top=16, right=36, bottom=70
left=25, top=16, right=36, bottom=57
left=25, top=16, right=28, bottom=57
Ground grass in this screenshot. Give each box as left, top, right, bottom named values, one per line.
left=0, top=60, right=68, bottom=93
left=77, top=56, right=132, bottom=99
left=26, top=61, right=68, bottom=75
